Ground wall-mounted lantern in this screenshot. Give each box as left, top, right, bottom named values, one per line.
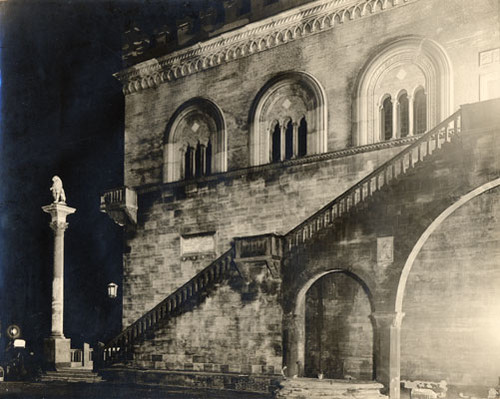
left=107, top=282, right=118, bottom=299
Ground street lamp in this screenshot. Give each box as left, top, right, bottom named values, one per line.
left=107, top=282, right=118, bottom=299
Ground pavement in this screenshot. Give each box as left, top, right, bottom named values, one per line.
left=0, top=381, right=272, bottom=399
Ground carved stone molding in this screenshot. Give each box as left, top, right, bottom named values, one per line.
left=115, top=0, right=416, bottom=94
left=371, top=311, right=405, bottom=329
left=139, top=135, right=421, bottom=196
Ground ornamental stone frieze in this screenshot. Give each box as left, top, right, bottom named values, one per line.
left=114, top=0, right=416, bottom=95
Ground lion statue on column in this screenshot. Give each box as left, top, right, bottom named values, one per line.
left=50, top=175, right=66, bottom=203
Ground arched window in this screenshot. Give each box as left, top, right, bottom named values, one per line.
left=250, top=72, right=327, bottom=166
left=399, top=92, right=409, bottom=137
left=298, top=117, right=307, bottom=157
left=414, top=88, right=427, bottom=135
left=354, top=37, right=453, bottom=145
left=382, top=97, right=393, bottom=141
left=164, top=98, right=226, bottom=183
left=271, top=122, right=281, bottom=163
left=285, top=120, right=294, bottom=160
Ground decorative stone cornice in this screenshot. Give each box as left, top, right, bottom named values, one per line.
left=137, top=135, right=420, bottom=195
left=115, top=0, right=416, bottom=94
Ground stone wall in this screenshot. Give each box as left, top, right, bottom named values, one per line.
left=401, top=186, right=500, bottom=387
left=131, top=272, right=283, bottom=384
left=123, top=144, right=406, bottom=326
left=122, top=0, right=499, bottom=187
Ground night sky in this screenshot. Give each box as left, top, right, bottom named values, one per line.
left=0, top=0, right=258, bottom=357
left=0, top=1, right=131, bottom=353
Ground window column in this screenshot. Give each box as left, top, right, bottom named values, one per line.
left=293, top=122, right=299, bottom=158
left=392, top=98, right=398, bottom=140
left=408, top=95, right=414, bottom=136
left=280, top=123, right=286, bottom=161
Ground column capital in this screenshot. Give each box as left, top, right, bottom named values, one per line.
left=371, top=311, right=405, bottom=329
left=50, top=221, right=69, bottom=232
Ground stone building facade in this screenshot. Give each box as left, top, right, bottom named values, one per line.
left=101, top=0, right=500, bottom=397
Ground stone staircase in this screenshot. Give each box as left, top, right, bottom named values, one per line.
left=41, top=368, right=103, bottom=383
left=283, top=110, right=461, bottom=253
left=275, top=378, right=387, bottom=399
left=101, top=110, right=462, bottom=367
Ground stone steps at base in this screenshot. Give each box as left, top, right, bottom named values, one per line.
left=275, top=378, right=387, bottom=399
left=41, top=369, right=103, bottom=383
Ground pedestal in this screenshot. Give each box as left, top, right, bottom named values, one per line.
left=44, top=337, right=71, bottom=370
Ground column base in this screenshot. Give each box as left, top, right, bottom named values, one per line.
left=44, top=337, right=71, bottom=370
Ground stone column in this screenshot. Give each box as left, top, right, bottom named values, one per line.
left=42, top=202, right=76, bottom=369
left=408, top=95, right=414, bottom=136
left=392, top=99, right=399, bottom=140
left=280, top=124, right=286, bottom=161
left=371, top=311, right=405, bottom=399
left=292, top=122, right=299, bottom=158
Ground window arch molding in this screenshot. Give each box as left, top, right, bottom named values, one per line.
left=163, top=97, right=227, bottom=182
left=249, top=71, right=327, bottom=166
left=353, top=36, right=453, bottom=146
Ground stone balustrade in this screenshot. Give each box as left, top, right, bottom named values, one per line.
left=103, top=248, right=235, bottom=365
left=100, top=186, right=138, bottom=226
left=285, top=110, right=462, bottom=252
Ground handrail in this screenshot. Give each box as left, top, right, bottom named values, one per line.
left=103, top=248, right=234, bottom=364
left=284, top=110, right=462, bottom=252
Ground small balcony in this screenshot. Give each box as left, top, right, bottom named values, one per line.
left=100, top=186, right=137, bottom=226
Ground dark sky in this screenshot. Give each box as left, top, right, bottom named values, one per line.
left=0, top=0, right=266, bottom=354
left=0, top=0, right=129, bottom=351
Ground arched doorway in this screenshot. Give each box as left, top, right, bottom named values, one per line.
left=305, top=272, right=374, bottom=380
left=285, top=270, right=375, bottom=380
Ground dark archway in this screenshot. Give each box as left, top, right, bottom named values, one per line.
left=285, top=269, right=375, bottom=380
left=304, top=272, right=374, bottom=380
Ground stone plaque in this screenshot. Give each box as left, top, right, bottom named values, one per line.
left=479, top=48, right=500, bottom=66
left=377, top=236, right=394, bottom=264
left=181, top=233, right=215, bottom=255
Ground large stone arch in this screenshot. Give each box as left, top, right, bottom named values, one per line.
left=249, top=71, right=327, bottom=166
left=395, top=178, right=500, bottom=314
left=163, top=97, right=227, bottom=182
left=353, top=36, right=453, bottom=146
left=390, top=178, right=500, bottom=387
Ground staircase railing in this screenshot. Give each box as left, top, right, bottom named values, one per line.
left=284, top=110, right=461, bottom=252
left=103, top=248, right=235, bottom=365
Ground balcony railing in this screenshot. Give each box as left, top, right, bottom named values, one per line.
left=100, top=186, right=137, bottom=226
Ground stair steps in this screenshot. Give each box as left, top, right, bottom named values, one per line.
left=41, top=368, right=103, bottom=383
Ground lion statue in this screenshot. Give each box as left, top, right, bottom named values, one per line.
left=50, top=175, right=66, bottom=203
